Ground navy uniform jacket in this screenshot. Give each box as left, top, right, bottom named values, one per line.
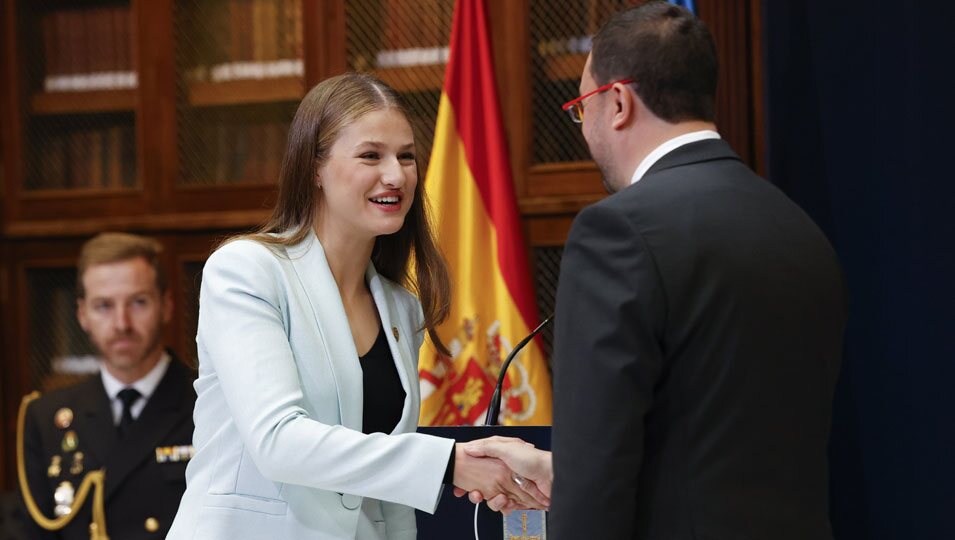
left=19, top=354, right=196, bottom=540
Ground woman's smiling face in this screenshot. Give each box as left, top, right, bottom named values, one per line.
left=315, top=108, right=418, bottom=243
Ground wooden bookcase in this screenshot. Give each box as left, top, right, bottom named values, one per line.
left=0, top=0, right=763, bottom=488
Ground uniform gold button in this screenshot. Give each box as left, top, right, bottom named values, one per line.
left=144, top=517, right=159, bottom=532
left=54, top=407, right=74, bottom=429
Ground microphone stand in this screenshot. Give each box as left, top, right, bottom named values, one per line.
left=484, top=314, right=554, bottom=426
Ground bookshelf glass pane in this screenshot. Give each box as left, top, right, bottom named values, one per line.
left=180, top=261, right=204, bottom=367
left=19, top=0, right=140, bottom=191
left=174, top=0, right=304, bottom=186
left=532, top=246, right=562, bottom=363
left=24, top=113, right=139, bottom=190
left=529, top=0, right=644, bottom=164
left=345, top=0, right=454, bottom=171
left=27, top=268, right=98, bottom=392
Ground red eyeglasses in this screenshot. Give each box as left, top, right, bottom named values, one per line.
left=561, top=78, right=635, bottom=123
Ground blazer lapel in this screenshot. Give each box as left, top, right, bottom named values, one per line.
left=286, top=229, right=364, bottom=431
left=104, top=360, right=191, bottom=500
left=366, top=266, right=419, bottom=435
left=75, top=376, right=118, bottom=467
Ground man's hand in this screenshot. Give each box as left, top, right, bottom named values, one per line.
left=452, top=436, right=553, bottom=513
left=451, top=436, right=550, bottom=513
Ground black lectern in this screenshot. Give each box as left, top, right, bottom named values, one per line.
left=415, top=425, right=551, bottom=539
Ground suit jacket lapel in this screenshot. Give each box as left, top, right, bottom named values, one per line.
left=366, top=266, right=419, bottom=435
left=104, top=359, right=191, bottom=500
left=287, top=229, right=364, bottom=432
left=75, top=376, right=118, bottom=467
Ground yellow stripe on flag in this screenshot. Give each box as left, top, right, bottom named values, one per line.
left=419, top=93, right=552, bottom=426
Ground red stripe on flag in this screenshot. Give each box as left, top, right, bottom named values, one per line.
left=442, top=0, right=539, bottom=329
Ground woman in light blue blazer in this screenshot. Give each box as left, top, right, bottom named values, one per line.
left=167, top=74, right=542, bottom=540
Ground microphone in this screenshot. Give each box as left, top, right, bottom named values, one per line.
left=484, top=314, right=554, bottom=426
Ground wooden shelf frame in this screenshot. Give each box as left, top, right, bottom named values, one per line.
left=186, top=76, right=305, bottom=107
left=30, top=89, right=138, bottom=115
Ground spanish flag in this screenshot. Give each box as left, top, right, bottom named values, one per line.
left=419, top=0, right=553, bottom=426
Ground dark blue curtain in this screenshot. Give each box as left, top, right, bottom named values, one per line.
left=763, top=2, right=955, bottom=539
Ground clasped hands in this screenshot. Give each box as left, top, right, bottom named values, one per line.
left=450, top=436, right=553, bottom=515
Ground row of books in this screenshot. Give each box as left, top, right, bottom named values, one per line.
left=375, top=46, right=450, bottom=69
left=182, top=0, right=303, bottom=83
left=40, top=6, right=136, bottom=92
left=31, top=124, right=137, bottom=190
left=345, top=0, right=451, bottom=70
left=183, top=121, right=287, bottom=185
left=380, top=0, right=452, bottom=51
left=536, top=36, right=594, bottom=58
left=529, top=0, right=626, bottom=40
left=186, top=59, right=305, bottom=85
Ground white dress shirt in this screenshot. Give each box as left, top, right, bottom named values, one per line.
left=100, top=352, right=171, bottom=425
left=630, top=129, right=721, bottom=185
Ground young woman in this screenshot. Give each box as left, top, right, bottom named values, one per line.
left=166, top=73, right=544, bottom=540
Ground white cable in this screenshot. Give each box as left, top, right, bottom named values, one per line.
left=473, top=501, right=481, bottom=540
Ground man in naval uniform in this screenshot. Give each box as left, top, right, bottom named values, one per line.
left=18, top=232, right=196, bottom=539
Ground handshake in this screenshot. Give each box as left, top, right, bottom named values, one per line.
left=450, top=436, right=553, bottom=515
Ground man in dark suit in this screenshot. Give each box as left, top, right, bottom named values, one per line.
left=18, top=232, right=196, bottom=540
left=547, top=3, right=846, bottom=539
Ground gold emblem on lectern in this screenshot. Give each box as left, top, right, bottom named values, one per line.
left=503, top=510, right=546, bottom=540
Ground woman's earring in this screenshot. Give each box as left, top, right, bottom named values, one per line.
left=316, top=182, right=322, bottom=190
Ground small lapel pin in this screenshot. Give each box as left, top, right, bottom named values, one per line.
left=392, top=326, right=400, bottom=341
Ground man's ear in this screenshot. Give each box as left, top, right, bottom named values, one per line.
left=161, top=289, right=174, bottom=325
left=610, top=83, right=637, bottom=130
left=77, top=298, right=89, bottom=332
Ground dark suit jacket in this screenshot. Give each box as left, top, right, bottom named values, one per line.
left=550, top=139, right=846, bottom=540
left=19, top=354, right=196, bottom=540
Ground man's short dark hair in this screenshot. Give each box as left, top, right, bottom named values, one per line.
left=591, top=1, right=718, bottom=123
left=77, top=232, right=166, bottom=298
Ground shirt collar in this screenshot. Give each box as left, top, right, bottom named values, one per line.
left=630, top=130, right=721, bottom=185
left=100, top=351, right=171, bottom=400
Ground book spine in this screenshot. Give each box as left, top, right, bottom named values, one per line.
left=88, top=128, right=104, bottom=188
left=102, top=7, right=116, bottom=84
left=106, top=125, right=122, bottom=188
left=292, top=0, right=303, bottom=60
left=261, top=0, right=278, bottom=63
left=42, top=14, right=59, bottom=90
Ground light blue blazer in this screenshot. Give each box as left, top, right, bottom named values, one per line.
left=167, top=230, right=454, bottom=540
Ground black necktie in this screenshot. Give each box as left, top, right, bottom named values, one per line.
left=117, top=388, right=141, bottom=437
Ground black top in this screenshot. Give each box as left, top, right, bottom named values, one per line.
left=358, top=326, right=406, bottom=435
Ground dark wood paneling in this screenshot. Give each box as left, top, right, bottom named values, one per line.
left=697, top=0, right=764, bottom=173
left=1, top=0, right=23, bottom=225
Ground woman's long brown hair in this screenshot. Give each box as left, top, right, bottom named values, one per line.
left=233, top=72, right=450, bottom=354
